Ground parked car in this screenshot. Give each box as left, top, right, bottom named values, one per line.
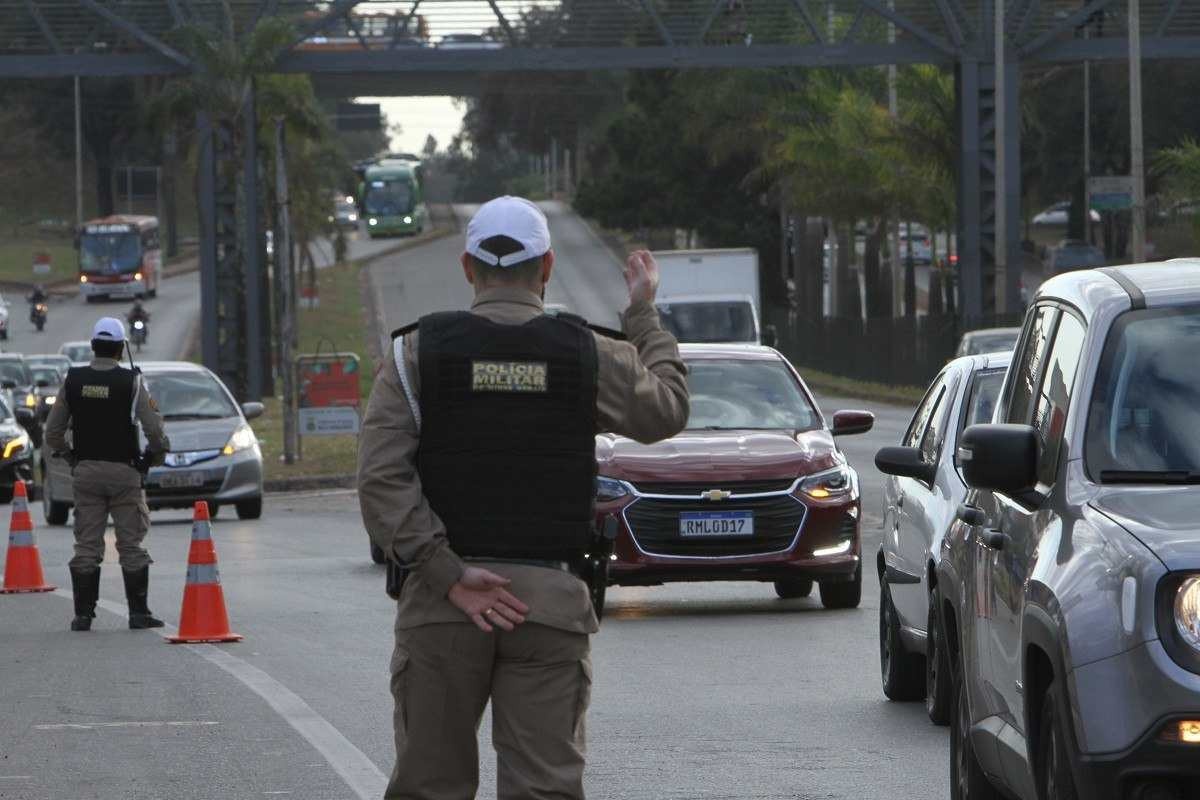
left=874, top=351, right=1011, bottom=723
left=1043, top=238, right=1107, bottom=275
left=955, top=327, right=1021, bottom=357
left=438, top=33, right=503, bottom=49
left=939, top=261, right=1200, bottom=800
left=1032, top=200, right=1102, bottom=226
left=593, top=344, right=874, bottom=615
left=58, top=340, right=93, bottom=366
left=41, top=361, right=265, bottom=525
left=0, top=354, right=42, bottom=446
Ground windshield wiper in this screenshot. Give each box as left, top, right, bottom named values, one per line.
left=163, top=413, right=228, bottom=420
left=1099, top=469, right=1200, bottom=484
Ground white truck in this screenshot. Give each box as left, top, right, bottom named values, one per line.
left=651, top=248, right=769, bottom=345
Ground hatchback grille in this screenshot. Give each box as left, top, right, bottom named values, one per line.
left=632, top=478, right=796, bottom=496
left=624, top=495, right=805, bottom=557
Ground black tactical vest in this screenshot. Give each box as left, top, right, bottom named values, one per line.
left=415, top=311, right=599, bottom=563
left=64, top=365, right=139, bottom=464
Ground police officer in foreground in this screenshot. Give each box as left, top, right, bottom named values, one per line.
left=358, top=196, right=689, bottom=800
left=45, top=318, right=170, bottom=632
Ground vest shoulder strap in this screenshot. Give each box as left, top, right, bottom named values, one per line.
left=547, top=310, right=627, bottom=342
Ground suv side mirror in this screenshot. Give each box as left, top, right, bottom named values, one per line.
left=958, top=424, right=1038, bottom=495
left=762, top=324, right=778, bottom=348
left=240, top=401, right=264, bottom=421
left=875, top=446, right=936, bottom=484
left=831, top=409, right=874, bottom=436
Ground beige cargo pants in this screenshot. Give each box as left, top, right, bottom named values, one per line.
left=67, top=461, right=151, bottom=572
left=385, top=622, right=591, bottom=800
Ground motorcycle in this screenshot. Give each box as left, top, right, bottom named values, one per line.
left=29, top=302, right=47, bottom=332
left=130, top=319, right=147, bottom=352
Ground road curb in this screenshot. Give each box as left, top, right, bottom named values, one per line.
left=265, top=474, right=355, bottom=494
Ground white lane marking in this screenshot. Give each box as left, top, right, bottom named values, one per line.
left=51, top=590, right=388, bottom=800
left=36, top=721, right=218, bottom=731
left=0, top=776, right=33, bottom=780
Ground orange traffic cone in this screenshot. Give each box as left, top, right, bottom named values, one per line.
left=1, top=481, right=55, bottom=594
left=166, top=501, right=241, bottom=643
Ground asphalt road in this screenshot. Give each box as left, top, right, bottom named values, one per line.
left=0, top=205, right=949, bottom=800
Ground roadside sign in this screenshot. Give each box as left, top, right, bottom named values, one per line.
left=296, top=352, right=360, bottom=437
left=1088, top=176, right=1133, bottom=211
left=299, top=406, right=360, bottom=435
left=32, top=252, right=51, bottom=275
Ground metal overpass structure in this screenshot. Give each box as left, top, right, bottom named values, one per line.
left=2, top=0, right=1198, bottom=399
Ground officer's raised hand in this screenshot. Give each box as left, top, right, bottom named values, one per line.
left=448, top=566, right=530, bottom=633
left=624, top=249, right=660, bottom=305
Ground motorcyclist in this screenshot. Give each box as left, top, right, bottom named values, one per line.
left=127, top=301, right=150, bottom=343
left=27, top=285, right=47, bottom=306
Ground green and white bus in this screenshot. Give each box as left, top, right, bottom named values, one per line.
left=359, top=159, right=428, bottom=238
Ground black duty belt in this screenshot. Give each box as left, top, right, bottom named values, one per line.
left=463, top=556, right=575, bottom=574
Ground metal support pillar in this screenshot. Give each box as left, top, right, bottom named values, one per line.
left=956, top=60, right=983, bottom=320
left=242, top=81, right=263, bottom=401
left=998, top=56, right=1022, bottom=314
left=197, top=113, right=219, bottom=369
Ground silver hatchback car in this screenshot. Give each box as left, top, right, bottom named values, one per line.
left=940, top=262, right=1200, bottom=800
left=42, top=361, right=265, bottom=523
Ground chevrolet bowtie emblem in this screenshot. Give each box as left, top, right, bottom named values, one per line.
left=701, top=489, right=732, bottom=501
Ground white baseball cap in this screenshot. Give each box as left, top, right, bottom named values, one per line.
left=92, top=317, right=126, bottom=342
left=465, top=196, right=551, bottom=267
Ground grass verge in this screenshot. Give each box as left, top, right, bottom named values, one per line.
left=798, top=367, right=924, bottom=407
left=0, top=241, right=77, bottom=286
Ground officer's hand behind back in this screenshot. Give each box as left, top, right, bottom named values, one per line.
left=448, top=566, right=530, bottom=633
left=624, top=250, right=660, bottom=307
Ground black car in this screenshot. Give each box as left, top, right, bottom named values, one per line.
left=0, top=355, right=41, bottom=446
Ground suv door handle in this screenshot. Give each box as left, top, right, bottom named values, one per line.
left=982, top=529, right=1012, bottom=550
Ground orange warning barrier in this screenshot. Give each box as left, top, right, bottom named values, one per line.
left=166, top=501, right=241, bottom=644
left=1, top=481, right=55, bottom=594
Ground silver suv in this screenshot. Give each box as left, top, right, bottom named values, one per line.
left=939, top=262, right=1200, bottom=800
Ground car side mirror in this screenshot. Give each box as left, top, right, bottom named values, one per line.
left=875, top=446, right=936, bottom=484
left=958, top=424, right=1038, bottom=496
left=762, top=324, right=778, bottom=348
left=831, top=409, right=874, bottom=436
left=241, top=401, right=264, bottom=421
left=15, top=407, right=34, bottom=425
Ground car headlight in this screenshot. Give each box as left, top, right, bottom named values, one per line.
left=403, top=216, right=413, bottom=224
left=348, top=213, right=358, bottom=221
left=3, top=431, right=28, bottom=459
left=1177, top=576, right=1200, bottom=651
left=44, top=395, right=55, bottom=405
left=368, top=218, right=378, bottom=226
left=222, top=423, right=257, bottom=456
left=596, top=476, right=631, bottom=502
left=798, top=465, right=853, bottom=500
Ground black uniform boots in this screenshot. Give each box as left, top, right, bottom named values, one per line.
left=69, top=568, right=100, bottom=631
left=123, top=567, right=165, bottom=629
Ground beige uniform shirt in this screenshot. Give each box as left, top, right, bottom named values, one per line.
left=358, top=286, right=689, bottom=634
left=45, top=357, right=170, bottom=460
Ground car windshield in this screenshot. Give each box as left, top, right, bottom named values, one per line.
left=966, top=333, right=1019, bottom=355
left=61, top=344, right=92, bottom=363
left=0, top=361, right=30, bottom=385
left=684, top=358, right=818, bottom=431
left=143, top=372, right=239, bottom=420
left=657, top=302, right=757, bottom=344
left=1086, top=305, right=1200, bottom=480
left=962, top=369, right=1006, bottom=431
left=1053, top=246, right=1104, bottom=271
left=364, top=180, right=413, bottom=215
left=30, top=366, right=62, bottom=386
left=80, top=232, right=142, bottom=273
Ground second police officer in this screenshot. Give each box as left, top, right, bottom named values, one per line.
left=44, top=317, right=170, bottom=632
left=358, top=196, right=690, bottom=799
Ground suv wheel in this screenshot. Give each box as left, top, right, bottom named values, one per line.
left=235, top=498, right=263, bottom=520
left=926, top=587, right=953, bottom=725
left=880, top=580, right=925, bottom=701
left=951, top=666, right=1001, bottom=800
left=819, top=566, right=862, bottom=609
left=1037, top=679, right=1079, bottom=800
left=774, top=578, right=813, bottom=599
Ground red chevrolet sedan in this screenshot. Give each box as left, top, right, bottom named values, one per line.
left=595, top=344, right=874, bottom=610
